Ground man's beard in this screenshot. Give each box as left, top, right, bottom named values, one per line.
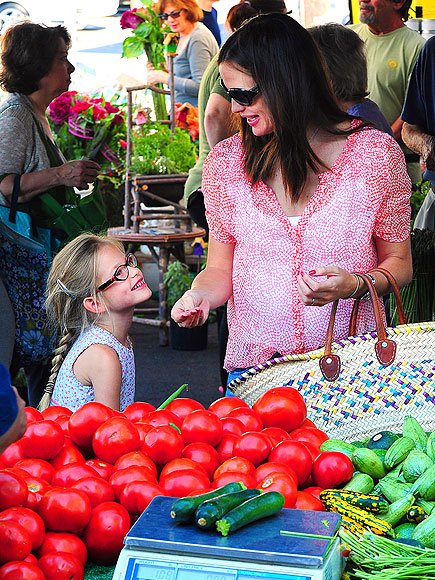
left=360, top=8, right=375, bottom=24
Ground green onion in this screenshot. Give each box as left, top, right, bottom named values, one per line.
left=157, top=383, right=188, bottom=409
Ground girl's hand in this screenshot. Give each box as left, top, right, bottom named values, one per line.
left=297, top=266, right=358, bottom=306
left=171, top=290, right=210, bottom=328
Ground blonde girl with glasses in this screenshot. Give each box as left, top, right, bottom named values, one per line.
left=39, top=233, right=152, bottom=412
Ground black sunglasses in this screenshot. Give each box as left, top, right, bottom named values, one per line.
left=158, top=9, right=184, bottom=20
left=97, top=253, right=138, bottom=292
left=220, top=78, right=260, bottom=106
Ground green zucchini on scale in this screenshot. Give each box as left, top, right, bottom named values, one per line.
left=170, top=482, right=246, bottom=523
left=195, top=488, right=262, bottom=529
left=216, top=491, right=285, bottom=536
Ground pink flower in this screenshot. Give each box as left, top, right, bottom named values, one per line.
left=105, top=102, right=119, bottom=114
left=90, top=97, right=104, bottom=104
left=72, top=100, right=92, bottom=114
left=120, top=8, right=145, bottom=30
left=112, top=113, right=124, bottom=125
left=48, top=92, right=75, bottom=124
left=92, top=105, right=108, bottom=121
left=119, top=139, right=127, bottom=149
left=135, top=109, right=148, bottom=125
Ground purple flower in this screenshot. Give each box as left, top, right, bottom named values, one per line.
left=120, top=9, right=145, bottom=30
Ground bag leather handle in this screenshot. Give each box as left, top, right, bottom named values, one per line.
left=9, top=174, right=21, bottom=224
left=348, top=268, right=407, bottom=336
left=320, top=270, right=400, bottom=381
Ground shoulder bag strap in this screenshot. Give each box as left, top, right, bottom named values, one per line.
left=8, top=174, right=21, bottom=224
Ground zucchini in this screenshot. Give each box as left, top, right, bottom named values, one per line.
left=411, top=464, right=435, bottom=500
left=381, top=494, right=415, bottom=527
left=195, top=488, right=262, bottom=529
left=394, top=522, right=417, bottom=539
left=215, top=491, right=285, bottom=536
left=412, top=510, right=435, bottom=548
left=415, top=498, right=435, bottom=515
left=367, top=431, right=399, bottom=450
left=402, top=416, right=428, bottom=451
left=384, top=436, right=416, bottom=470
left=320, top=439, right=356, bottom=459
left=427, top=432, right=435, bottom=462
left=344, top=473, right=375, bottom=494
left=320, top=489, right=389, bottom=513
left=402, top=450, right=433, bottom=483
left=170, top=482, right=246, bottom=523
left=352, top=448, right=386, bottom=480
left=377, top=479, right=413, bottom=503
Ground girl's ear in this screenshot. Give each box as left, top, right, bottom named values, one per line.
left=83, top=296, right=105, bottom=314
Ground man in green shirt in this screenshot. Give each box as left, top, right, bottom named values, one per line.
left=350, top=0, right=425, bottom=181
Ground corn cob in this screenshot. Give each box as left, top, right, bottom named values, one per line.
left=320, top=492, right=392, bottom=535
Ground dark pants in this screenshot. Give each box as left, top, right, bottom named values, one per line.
left=11, top=360, right=50, bottom=408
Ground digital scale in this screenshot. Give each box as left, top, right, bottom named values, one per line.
left=112, top=497, right=345, bottom=580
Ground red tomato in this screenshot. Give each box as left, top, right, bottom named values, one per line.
left=143, top=425, right=184, bottom=465
left=232, top=432, right=271, bottom=467
left=145, top=409, right=182, bottom=430
left=181, top=410, right=223, bottom=446
left=41, top=406, right=72, bottom=421
left=21, top=421, right=64, bottom=460
left=85, top=459, right=114, bottom=481
left=82, top=502, right=130, bottom=565
left=24, top=408, right=43, bottom=424
left=0, top=441, right=25, bottom=467
left=0, top=507, right=45, bottom=551
left=0, top=521, right=32, bottom=564
left=68, top=402, right=114, bottom=453
left=215, top=433, right=238, bottom=463
left=212, top=471, right=255, bottom=489
left=38, top=532, right=87, bottom=566
left=300, top=441, right=321, bottom=462
left=135, top=422, right=154, bottom=444
left=53, top=415, right=71, bottom=434
left=23, top=554, right=38, bottom=565
left=0, top=561, right=45, bottom=580
left=159, top=469, right=210, bottom=497
left=182, top=442, right=220, bottom=479
left=50, top=444, right=86, bottom=470
left=220, top=417, right=245, bottom=436
left=109, top=466, right=157, bottom=501
left=208, top=397, right=249, bottom=418
left=301, top=418, right=317, bottom=428
left=114, top=451, right=158, bottom=477
left=123, top=401, right=155, bottom=422
left=0, top=472, right=27, bottom=510
left=119, top=481, right=164, bottom=515
left=15, top=459, right=54, bottom=483
left=258, top=472, right=297, bottom=508
left=302, top=486, right=324, bottom=501
left=159, top=458, right=209, bottom=481
left=213, top=456, right=255, bottom=479
left=253, top=462, right=298, bottom=486
left=23, top=475, right=51, bottom=510
left=92, top=416, right=141, bottom=464
left=253, top=387, right=306, bottom=431
left=71, top=476, right=115, bottom=508
left=289, top=427, right=329, bottom=450
left=226, top=407, right=263, bottom=432
left=38, top=488, right=91, bottom=533
left=269, top=440, right=313, bottom=486
left=311, top=452, right=354, bottom=488
left=165, top=398, right=205, bottom=422
left=38, top=552, right=84, bottom=580
left=261, top=427, right=290, bottom=447
left=51, top=462, right=98, bottom=487
left=294, top=491, right=325, bottom=511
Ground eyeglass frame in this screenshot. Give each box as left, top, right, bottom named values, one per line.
left=219, top=78, right=260, bottom=107
left=97, top=253, right=138, bottom=292
left=158, top=9, right=185, bottom=20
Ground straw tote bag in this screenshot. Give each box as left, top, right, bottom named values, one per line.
left=228, top=269, right=435, bottom=442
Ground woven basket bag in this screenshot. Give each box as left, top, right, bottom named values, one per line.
left=228, top=269, right=435, bottom=442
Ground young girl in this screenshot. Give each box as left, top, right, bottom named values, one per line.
left=39, top=233, right=152, bottom=411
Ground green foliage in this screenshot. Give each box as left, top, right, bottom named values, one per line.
left=411, top=180, right=431, bottom=215
left=163, top=260, right=192, bottom=309
left=131, top=122, right=197, bottom=175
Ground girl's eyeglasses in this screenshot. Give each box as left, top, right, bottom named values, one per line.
left=220, top=78, right=260, bottom=106
left=158, top=9, right=184, bottom=20
left=97, top=253, right=138, bottom=292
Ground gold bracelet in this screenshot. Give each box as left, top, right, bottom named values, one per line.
left=345, top=273, right=361, bottom=299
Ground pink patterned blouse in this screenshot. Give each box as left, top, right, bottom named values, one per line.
left=202, top=128, right=411, bottom=372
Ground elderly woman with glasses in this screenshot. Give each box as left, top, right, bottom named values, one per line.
left=147, top=0, right=219, bottom=107
left=171, top=13, right=412, bottom=394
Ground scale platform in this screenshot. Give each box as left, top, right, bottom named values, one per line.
left=113, top=496, right=344, bottom=580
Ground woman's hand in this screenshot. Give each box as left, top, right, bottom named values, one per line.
left=171, top=290, right=210, bottom=328
left=297, top=266, right=358, bottom=306
left=56, top=159, right=100, bottom=190
left=147, top=69, right=169, bottom=85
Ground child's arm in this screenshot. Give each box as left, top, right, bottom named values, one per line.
left=73, top=344, right=122, bottom=411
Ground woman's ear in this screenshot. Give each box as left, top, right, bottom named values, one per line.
left=83, top=296, right=105, bottom=314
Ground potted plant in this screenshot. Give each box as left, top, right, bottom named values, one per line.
left=163, top=259, right=208, bottom=350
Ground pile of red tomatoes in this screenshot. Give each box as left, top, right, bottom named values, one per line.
left=0, top=387, right=354, bottom=579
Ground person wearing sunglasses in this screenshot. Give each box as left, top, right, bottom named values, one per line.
left=172, top=13, right=412, bottom=394
left=146, top=0, right=218, bottom=107
left=39, top=234, right=152, bottom=412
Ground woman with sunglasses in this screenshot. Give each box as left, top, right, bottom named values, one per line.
left=172, top=13, right=412, bottom=393
left=147, top=0, right=218, bottom=107
left=40, top=233, right=152, bottom=411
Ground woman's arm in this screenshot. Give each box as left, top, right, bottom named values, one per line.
left=171, top=234, right=234, bottom=327
left=174, top=35, right=217, bottom=99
